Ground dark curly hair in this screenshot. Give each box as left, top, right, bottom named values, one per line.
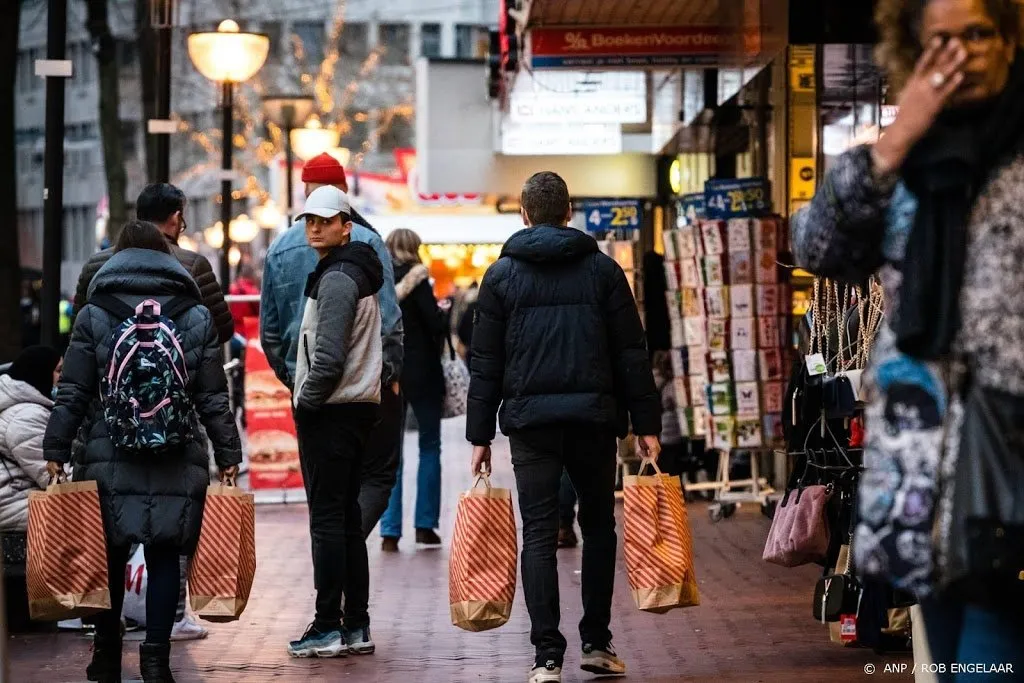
left=875, top=0, right=1020, bottom=91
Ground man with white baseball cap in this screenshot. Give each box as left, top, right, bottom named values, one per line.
left=286, top=184, right=386, bottom=659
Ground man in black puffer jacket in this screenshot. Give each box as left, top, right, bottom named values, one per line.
left=467, top=171, right=661, bottom=683
left=73, top=183, right=234, bottom=345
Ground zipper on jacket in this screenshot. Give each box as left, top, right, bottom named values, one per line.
left=303, top=335, right=312, bottom=368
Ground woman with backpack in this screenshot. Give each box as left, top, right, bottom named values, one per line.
left=43, top=220, right=242, bottom=683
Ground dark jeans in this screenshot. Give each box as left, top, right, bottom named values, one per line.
left=559, top=469, right=577, bottom=528
left=95, top=543, right=180, bottom=644
left=920, top=597, right=1024, bottom=683
left=509, top=425, right=618, bottom=663
left=358, top=385, right=405, bottom=538
left=380, top=392, right=443, bottom=537
left=295, top=402, right=378, bottom=632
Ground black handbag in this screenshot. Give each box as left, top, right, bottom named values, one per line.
left=946, top=381, right=1024, bottom=604
left=813, top=488, right=863, bottom=623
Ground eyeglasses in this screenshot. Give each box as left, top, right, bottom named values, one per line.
left=925, top=25, right=1001, bottom=51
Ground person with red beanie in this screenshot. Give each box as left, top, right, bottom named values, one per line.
left=260, top=152, right=404, bottom=654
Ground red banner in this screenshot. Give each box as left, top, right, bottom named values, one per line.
left=529, top=26, right=761, bottom=68
left=243, top=318, right=303, bottom=490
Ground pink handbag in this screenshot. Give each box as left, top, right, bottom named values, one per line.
left=762, top=484, right=832, bottom=567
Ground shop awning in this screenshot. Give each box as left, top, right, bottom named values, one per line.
left=366, top=212, right=526, bottom=245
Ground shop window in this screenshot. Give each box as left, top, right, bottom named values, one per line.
left=338, top=23, right=369, bottom=65
left=292, top=21, right=325, bottom=69
left=340, top=108, right=369, bottom=150
left=378, top=112, right=413, bottom=151
left=379, top=23, right=411, bottom=65
left=420, top=23, right=442, bottom=58
left=262, top=22, right=283, bottom=65
left=455, top=25, right=486, bottom=58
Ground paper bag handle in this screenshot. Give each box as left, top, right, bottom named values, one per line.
left=636, top=457, right=665, bottom=477
left=472, top=469, right=492, bottom=490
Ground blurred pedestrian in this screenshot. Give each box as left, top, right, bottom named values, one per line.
left=467, top=171, right=662, bottom=683
left=44, top=220, right=241, bottom=683
left=379, top=228, right=447, bottom=550
left=456, top=282, right=479, bottom=371
left=261, top=152, right=404, bottom=539
left=73, top=183, right=234, bottom=345
left=793, top=0, right=1024, bottom=676
left=286, top=186, right=383, bottom=658
left=229, top=264, right=261, bottom=336
left=557, top=470, right=577, bottom=549
left=0, top=346, right=62, bottom=534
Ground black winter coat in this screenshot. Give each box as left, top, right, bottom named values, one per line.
left=44, top=249, right=242, bottom=552
left=73, top=237, right=235, bottom=345
left=466, top=225, right=661, bottom=445
left=394, top=262, right=445, bottom=402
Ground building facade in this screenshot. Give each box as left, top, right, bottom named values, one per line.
left=15, top=0, right=496, bottom=282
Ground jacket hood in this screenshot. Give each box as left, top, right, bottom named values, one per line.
left=88, top=249, right=203, bottom=302
left=501, top=225, right=599, bottom=264
left=305, top=241, right=383, bottom=299
left=0, top=374, right=52, bottom=414
left=395, top=263, right=429, bottom=301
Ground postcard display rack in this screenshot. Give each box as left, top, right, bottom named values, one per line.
left=662, top=207, right=789, bottom=522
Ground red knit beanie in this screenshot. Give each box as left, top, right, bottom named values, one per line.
left=301, top=152, right=348, bottom=192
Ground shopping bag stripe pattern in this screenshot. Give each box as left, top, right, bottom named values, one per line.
left=26, top=482, right=111, bottom=620
left=449, top=494, right=517, bottom=604
left=622, top=472, right=700, bottom=612
left=188, top=486, right=257, bottom=621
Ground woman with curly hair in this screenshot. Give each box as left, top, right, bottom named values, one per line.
left=792, top=0, right=1024, bottom=678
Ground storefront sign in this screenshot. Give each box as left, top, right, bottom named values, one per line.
left=243, top=318, right=303, bottom=491
left=500, top=122, right=622, bottom=155
left=509, top=93, right=647, bottom=124
left=678, top=193, right=706, bottom=223
left=579, top=199, right=643, bottom=232
left=704, top=178, right=771, bottom=219
left=529, top=26, right=762, bottom=69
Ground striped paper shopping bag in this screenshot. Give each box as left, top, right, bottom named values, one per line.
left=623, top=458, right=700, bottom=613
left=449, top=473, right=517, bottom=632
left=26, top=480, right=111, bottom=621
left=188, top=482, right=256, bottom=622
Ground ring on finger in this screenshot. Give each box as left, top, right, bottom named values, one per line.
left=930, top=71, right=946, bottom=89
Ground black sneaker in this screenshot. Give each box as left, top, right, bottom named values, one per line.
left=581, top=643, right=625, bottom=676
left=528, top=657, right=561, bottom=683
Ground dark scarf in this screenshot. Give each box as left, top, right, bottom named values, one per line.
left=303, top=241, right=383, bottom=298
left=897, top=52, right=1024, bottom=359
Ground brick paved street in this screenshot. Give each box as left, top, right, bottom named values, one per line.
left=7, top=418, right=902, bottom=682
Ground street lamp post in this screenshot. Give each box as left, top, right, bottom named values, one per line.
left=262, top=95, right=314, bottom=225
left=187, top=20, right=268, bottom=285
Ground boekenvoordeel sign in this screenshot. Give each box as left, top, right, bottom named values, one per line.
left=529, top=26, right=762, bottom=69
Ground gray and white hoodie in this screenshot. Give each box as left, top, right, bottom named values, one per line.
left=293, top=242, right=384, bottom=410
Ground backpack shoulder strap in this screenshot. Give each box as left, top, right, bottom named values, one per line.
left=88, top=294, right=135, bottom=321
left=161, top=296, right=199, bottom=321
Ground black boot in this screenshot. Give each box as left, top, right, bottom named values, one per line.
left=139, top=643, right=176, bottom=683
left=86, top=631, right=122, bottom=683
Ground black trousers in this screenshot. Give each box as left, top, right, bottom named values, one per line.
left=95, top=543, right=180, bottom=644
left=295, top=402, right=378, bottom=631
left=358, top=385, right=405, bottom=538
left=509, top=425, right=618, bottom=663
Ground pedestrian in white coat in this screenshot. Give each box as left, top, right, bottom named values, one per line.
left=0, top=346, right=63, bottom=533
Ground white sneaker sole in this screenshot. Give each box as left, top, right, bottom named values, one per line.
left=528, top=669, right=561, bottom=683
left=348, top=642, right=375, bottom=655
left=288, top=642, right=349, bottom=658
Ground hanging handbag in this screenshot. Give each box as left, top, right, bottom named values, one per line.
left=941, top=379, right=1024, bottom=604
left=814, top=492, right=863, bottom=623
left=763, top=481, right=833, bottom=567
left=441, top=335, right=470, bottom=419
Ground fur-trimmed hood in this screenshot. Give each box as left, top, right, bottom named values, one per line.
left=395, top=263, right=429, bottom=301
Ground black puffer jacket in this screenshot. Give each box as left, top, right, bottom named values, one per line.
left=394, top=262, right=445, bottom=402
left=466, top=225, right=661, bottom=445
left=72, top=237, right=235, bottom=345
left=44, top=249, right=242, bottom=552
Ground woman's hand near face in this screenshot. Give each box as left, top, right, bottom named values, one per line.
left=874, top=38, right=969, bottom=175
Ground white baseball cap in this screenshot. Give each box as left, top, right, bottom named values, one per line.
left=297, top=185, right=351, bottom=220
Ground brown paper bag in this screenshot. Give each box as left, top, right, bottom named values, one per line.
left=26, top=480, right=111, bottom=621
left=188, top=483, right=256, bottom=622
left=623, top=458, right=700, bottom=613
left=449, top=473, right=517, bottom=632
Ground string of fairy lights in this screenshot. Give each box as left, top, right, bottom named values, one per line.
left=171, top=0, right=416, bottom=210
